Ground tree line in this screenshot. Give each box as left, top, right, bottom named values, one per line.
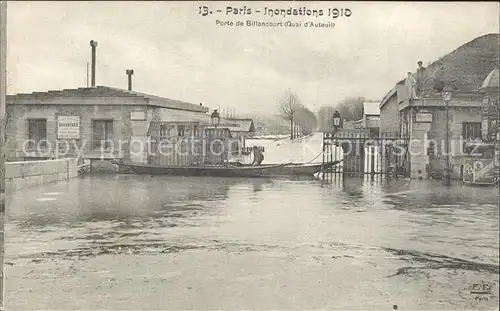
left=274, top=90, right=372, bottom=136
left=277, top=89, right=318, bottom=139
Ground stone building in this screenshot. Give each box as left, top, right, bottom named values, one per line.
left=379, top=34, right=499, bottom=179
left=5, top=86, right=232, bottom=166
left=379, top=79, right=407, bottom=136
left=380, top=78, right=493, bottom=179
left=380, top=62, right=498, bottom=178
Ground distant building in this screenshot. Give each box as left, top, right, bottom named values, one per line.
left=360, top=101, right=380, bottom=130
left=343, top=120, right=357, bottom=130
left=206, top=118, right=255, bottom=154
left=346, top=101, right=380, bottom=134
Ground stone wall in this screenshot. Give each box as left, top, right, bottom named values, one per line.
left=380, top=82, right=407, bottom=135
left=409, top=121, right=431, bottom=179
left=446, top=106, right=482, bottom=179
left=410, top=104, right=482, bottom=179
left=5, top=158, right=78, bottom=193
left=5, top=97, right=148, bottom=161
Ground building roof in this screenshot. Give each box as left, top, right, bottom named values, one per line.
left=226, top=118, right=255, bottom=132
left=363, top=101, right=380, bottom=116
left=479, top=68, right=499, bottom=91
left=158, top=109, right=235, bottom=126
left=206, top=118, right=255, bottom=133
left=7, top=86, right=208, bottom=113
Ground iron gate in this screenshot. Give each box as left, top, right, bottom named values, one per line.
left=322, top=131, right=410, bottom=180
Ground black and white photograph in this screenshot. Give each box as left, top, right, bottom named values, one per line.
left=0, top=1, right=499, bottom=310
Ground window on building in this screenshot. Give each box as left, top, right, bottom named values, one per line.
left=159, top=124, right=166, bottom=139
left=27, top=119, right=47, bottom=149
left=427, top=141, right=436, bottom=156
left=177, top=125, right=185, bottom=137
left=462, top=122, right=482, bottom=140
left=92, top=120, right=113, bottom=150
left=192, top=125, right=199, bottom=137
left=462, top=122, right=482, bottom=154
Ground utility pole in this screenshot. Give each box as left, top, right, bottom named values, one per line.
left=0, top=1, right=7, bottom=309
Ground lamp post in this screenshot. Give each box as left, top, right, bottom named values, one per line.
left=210, top=109, right=220, bottom=129
left=210, top=109, right=223, bottom=164
left=332, top=110, right=342, bottom=133
left=442, top=87, right=452, bottom=186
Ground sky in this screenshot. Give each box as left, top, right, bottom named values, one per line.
left=6, top=1, right=500, bottom=116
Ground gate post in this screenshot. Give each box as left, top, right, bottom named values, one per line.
left=358, top=140, right=365, bottom=177
left=322, top=132, right=328, bottom=181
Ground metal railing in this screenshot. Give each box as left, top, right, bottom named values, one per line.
left=322, top=131, right=410, bottom=180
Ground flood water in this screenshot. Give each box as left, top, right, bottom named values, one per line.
left=4, top=134, right=500, bottom=310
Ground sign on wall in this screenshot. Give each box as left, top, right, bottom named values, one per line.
left=131, top=111, right=146, bottom=121
left=463, top=158, right=497, bottom=185
left=57, top=116, right=80, bottom=139
left=416, top=112, right=433, bottom=123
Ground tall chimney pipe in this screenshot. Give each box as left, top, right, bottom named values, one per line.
left=90, top=40, right=98, bottom=87
left=126, top=69, right=134, bottom=91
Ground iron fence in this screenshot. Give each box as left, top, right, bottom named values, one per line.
left=322, top=131, right=410, bottom=180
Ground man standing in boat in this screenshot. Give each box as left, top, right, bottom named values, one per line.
left=251, top=146, right=264, bottom=166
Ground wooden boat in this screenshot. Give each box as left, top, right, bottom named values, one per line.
left=229, top=160, right=342, bottom=176
left=110, top=160, right=341, bottom=178
left=111, top=161, right=293, bottom=178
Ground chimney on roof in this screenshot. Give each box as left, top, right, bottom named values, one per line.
left=126, top=69, right=134, bottom=91
left=90, top=40, right=98, bottom=87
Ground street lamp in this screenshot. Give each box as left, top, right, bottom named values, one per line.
left=443, top=90, right=452, bottom=102
left=442, top=86, right=452, bottom=186
left=332, top=110, right=342, bottom=132
left=210, top=109, right=220, bottom=129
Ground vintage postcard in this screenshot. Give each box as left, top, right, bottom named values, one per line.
left=0, top=1, right=499, bottom=310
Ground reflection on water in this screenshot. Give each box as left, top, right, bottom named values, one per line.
left=9, top=175, right=236, bottom=226
left=5, top=172, right=500, bottom=310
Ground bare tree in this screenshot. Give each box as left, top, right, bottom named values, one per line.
left=277, top=89, right=304, bottom=139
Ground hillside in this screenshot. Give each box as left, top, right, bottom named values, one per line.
left=419, top=33, right=499, bottom=95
